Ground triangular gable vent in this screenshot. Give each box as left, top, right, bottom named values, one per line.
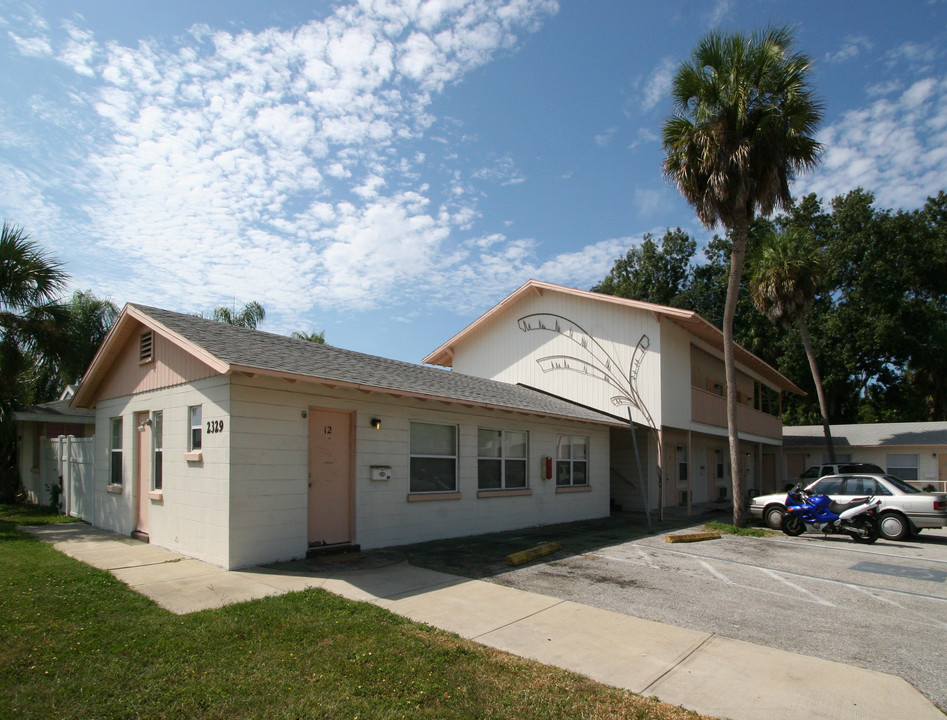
left=139, top=330, right=154, bottom=363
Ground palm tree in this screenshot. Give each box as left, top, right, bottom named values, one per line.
left=0, top=222, right=69, bottom=500
left=750, top=228, right=835, bottom=463
left=60, top=290, right=119, bottom=385
left=662, top=27, right=823, bottom=525
left=290, top=329, right=326, bottom=344
left=212, top=301, right=265, bottom=329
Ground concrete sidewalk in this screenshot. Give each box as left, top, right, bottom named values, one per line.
left=24, top=524, right=944, bottom=720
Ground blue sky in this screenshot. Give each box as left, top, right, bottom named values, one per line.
left=2, top=1, right=945, bottom=363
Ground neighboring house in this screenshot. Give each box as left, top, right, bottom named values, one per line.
left=13, top=386, right=95, bottom=506
left=783, top=422, right=947, bottom=492
left=422, top=280, right=803, bottom=512
left=69, top=304, right=623, bottom=569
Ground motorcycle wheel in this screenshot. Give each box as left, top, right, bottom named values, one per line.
left=780, top=513, right=806, bottom=536
left=850, top=516, right=879, bottom=544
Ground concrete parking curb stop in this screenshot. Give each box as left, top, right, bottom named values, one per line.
left=665, top=532, right=721, bottom=543
left=506, top=541, right=562, bottom=565
left=22, top=524, right=945, bottom=720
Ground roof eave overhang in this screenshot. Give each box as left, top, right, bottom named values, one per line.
left=228, top=364, right=624, bottom=428
left=70, top=304, right=231, bottom=409
left=12, top=411, right=95, bottom=424
left=421, top=279, right=804, bottom=396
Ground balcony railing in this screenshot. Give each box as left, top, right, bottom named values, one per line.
left=691, top=386, right=782, bottom=441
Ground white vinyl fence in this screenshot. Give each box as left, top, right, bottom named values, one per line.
left=39, top=435, right=95, bottom=520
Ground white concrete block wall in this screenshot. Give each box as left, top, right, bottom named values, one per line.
left=787, top=445, right=944, bottom=487
left=227, top=375, right=612, bottom=568
left=92, top=376, right=231, bottom=567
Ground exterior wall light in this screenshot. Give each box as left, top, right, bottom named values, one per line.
left=370, top=418, right=382, bottom=429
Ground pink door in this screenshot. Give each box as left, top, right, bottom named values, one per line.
left=307, top=408, right=353, bottom=545
left=135, top=411, right=150, bottom=536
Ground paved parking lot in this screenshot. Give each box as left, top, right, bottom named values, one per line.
left=403, top=512, right=947, bottom=712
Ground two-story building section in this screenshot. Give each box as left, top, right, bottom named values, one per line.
left=423, top=280, right=804, bottom=514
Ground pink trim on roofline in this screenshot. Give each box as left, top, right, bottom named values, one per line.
left=71, top=304, right=230, bottom=408
left=420, top=279, right=803, bottom=396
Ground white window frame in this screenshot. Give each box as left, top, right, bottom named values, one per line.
left=886, top=453, right=919, bottom=482
left=409, top=421, right=458, bottom=493
left=677, top=445, right=688, bottom=483
left=152, top=411, right=163, bottom=491
left=109, top=417, right=123, bottom=486
left=555, top=435, right=589, bottom=487
left=188, top=405, right=202, bottom=451
left=477, top=428, right=528, bottom=490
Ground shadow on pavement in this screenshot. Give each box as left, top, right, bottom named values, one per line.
left=401, top=504, right=733, bottom=580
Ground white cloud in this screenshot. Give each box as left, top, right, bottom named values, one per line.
left=58, top=21, right=98, bottom=77
left=705, top=0, right=733, bottom=27
left=8, top=31, right=52, bottom=57
left=825, top=35, right=874, bottom=63
left=794, top=76, right=947, bottom=210
left=640, top=56, right=676, bottom=113
left=594, top=127, right=617, bottom=147
left=472, top=154, right=525, bottom=185
left=1, top=0, right=559, bottom=323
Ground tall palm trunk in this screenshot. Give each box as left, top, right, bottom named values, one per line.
left=798, top=317, right=836, bottom=463
left=724, top=213, right=749, bottom=526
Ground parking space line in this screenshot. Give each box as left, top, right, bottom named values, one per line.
left=640, top=543, right=947, bottom=604
left=844, top=584, right=947, bottom=630
left=593, top=552, right=841, bottom=606
left=698, top=560, right=735, bottom=585
left=759, top=568, right=835, bottom=606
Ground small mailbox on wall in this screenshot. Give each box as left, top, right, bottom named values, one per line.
left=370, top=466, right=392, bottom=481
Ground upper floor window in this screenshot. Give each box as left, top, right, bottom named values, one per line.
left=478, top=429, right=528, bottom=490
left=556, top=435, right=588, bottom=486
left=410, top=422, right=457, bottom=493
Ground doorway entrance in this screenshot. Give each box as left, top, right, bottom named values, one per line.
left=307, top=407, right=354, bottom=546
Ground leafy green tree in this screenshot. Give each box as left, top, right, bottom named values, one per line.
left=211, top=301, right=265, bottom=329
left=592, top=228, right=696, bottom=307
left=662, top=27, right=823, bottom=524
left=290, top=330, right=326, bottom=344
left=0, top=222, right=69, bottom=501
left=749, top=228, right=835, bottom=461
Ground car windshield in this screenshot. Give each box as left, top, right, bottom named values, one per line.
left=883, top=475, right=921, bottom=493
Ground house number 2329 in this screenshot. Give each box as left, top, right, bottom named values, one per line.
left=206, top=420, right=224, bottom=434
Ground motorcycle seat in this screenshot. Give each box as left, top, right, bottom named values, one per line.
left=828, top=496, right=870, bottom=514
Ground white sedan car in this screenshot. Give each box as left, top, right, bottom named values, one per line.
left=749, top=473, right=947, bottom=540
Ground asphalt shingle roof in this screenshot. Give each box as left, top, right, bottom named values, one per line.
left=784, top=422, right=947, bottom=448
left=131, top=304, right=622, bottom=426
left=13, top=398, right=94, bottom=422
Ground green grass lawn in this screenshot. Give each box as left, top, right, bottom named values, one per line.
left=0, top=505, right=714, bottom=720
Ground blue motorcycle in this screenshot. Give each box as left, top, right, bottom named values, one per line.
left=780, top=483, right=881, bottom=543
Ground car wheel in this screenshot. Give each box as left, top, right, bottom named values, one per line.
left=878, top=511, right=911, bottom=541
left=764, top=505, right=785, bottom=530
